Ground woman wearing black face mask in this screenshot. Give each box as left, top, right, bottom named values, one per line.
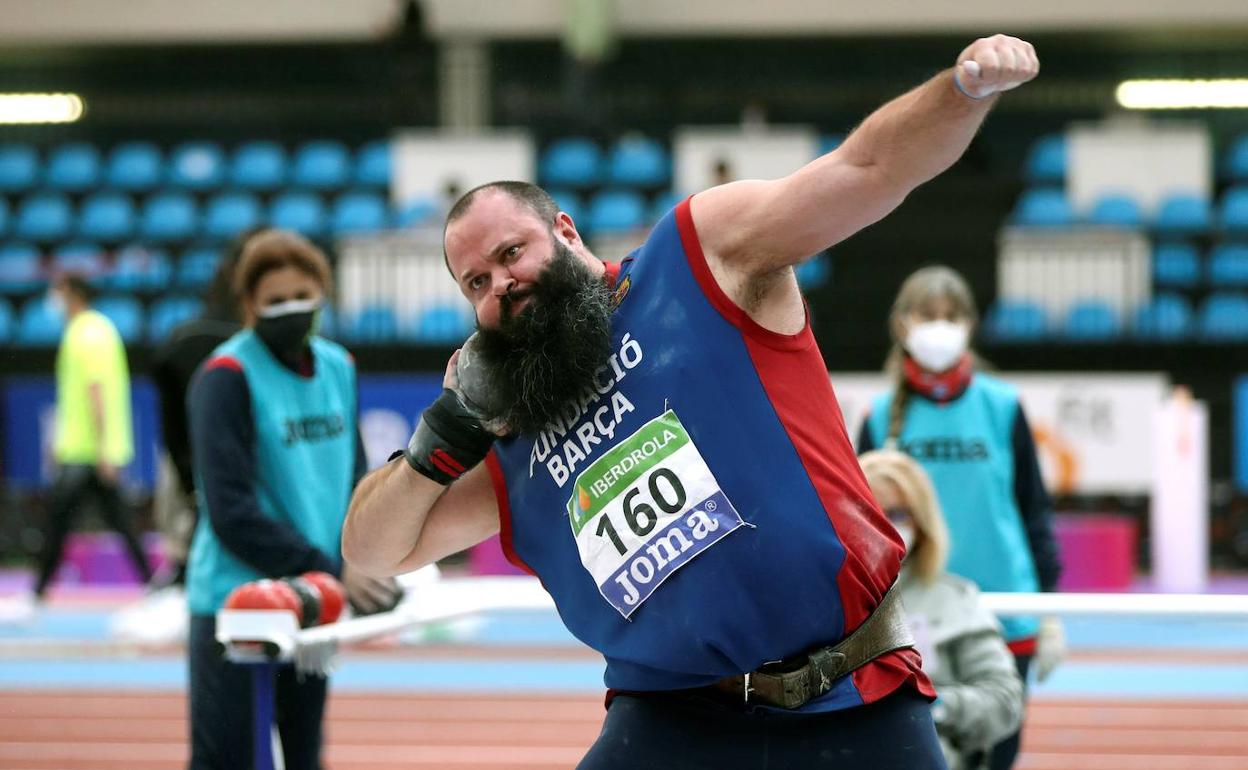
left=184, top=229, right=402, bottom=770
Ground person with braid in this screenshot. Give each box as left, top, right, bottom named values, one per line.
left=856, top=266, right=1063, bottom=770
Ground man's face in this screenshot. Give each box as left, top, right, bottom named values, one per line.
left=445, top=191, right=571, bottom=330
left=443, top=191, right=614, bottom=435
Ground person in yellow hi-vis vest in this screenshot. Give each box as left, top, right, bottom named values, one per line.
left=0, top=273, right=153, bottom=623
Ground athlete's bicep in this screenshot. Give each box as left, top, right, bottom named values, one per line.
left=690, top=154, right=902, bottom=275
left=392, top=462, right=500, bottom=573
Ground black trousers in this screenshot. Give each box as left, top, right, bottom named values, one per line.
left=188, top=615, right=327, bottom=770
left=34, top=464, right=154, bottom=597
left=578, top=686, right=947, bottom=769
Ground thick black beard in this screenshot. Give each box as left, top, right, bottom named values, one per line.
left=472, top=241, right=613, bottom=435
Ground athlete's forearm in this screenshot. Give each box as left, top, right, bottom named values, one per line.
left=834, top=69, right=993, bottom=196
left=693, top=74, right=989, bottom=275
left=692, top=36, right=1035, bottom=272
left=342, top=459, right=446, bottom=576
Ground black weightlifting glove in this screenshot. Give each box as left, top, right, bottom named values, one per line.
left=403, top=388, right=495, bottom=484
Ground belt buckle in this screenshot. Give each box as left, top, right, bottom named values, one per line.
left=742, top=672, right=753, bottom=705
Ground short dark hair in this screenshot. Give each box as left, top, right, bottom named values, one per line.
left=233, top=229, right=334, bottom=300
left=56, top=272, right=95, bottom=303
left=443, top=181, right=560, bottom=271
left=445, top=181, right=560, bottom=232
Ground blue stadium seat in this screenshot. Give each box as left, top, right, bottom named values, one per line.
left=269, top=192, right=326, bottom=238
left=1024, top=134, right=1066, bottom=183
left=0, top=297, right=12, bottom=343
left=408, top=303, right=473, bottom=343
left=16, top=296, right=64, bottom=346
left=16, top=193, right=73, bottom=241
left=93, top=295, right=144, bottom=343
left=817, top=134, right=845, bottom=156
left=354, top=140, right=391, bottom=187
left=544, top=189, right=585, bottom=229
left=588, top=190, right=646, bottom=234
left=292, top=140, right=351, bottom=190
left=168, top=142, right=226, bottom=190
left=1198, top=293, right=1248, bottom=340
left=1219, top=186, right=1248, bottom=234
left=106, top=245, right=172, bottom=292
left=1132, top=293, right=1193, bottom=341
left=540, top=138, right=602, bottom=188
left=1062, top=300, right=1120, bottom=341
left=0, top=144, right=38, bottom=192
left=1153, top=242, right=1202, bottom=288
left=795, top=254, right=832, bottom=290
left=1011, top=187, right=1073, bottom=227
left=344, top=304, right=398, bottom=343
left=1089, top=194, right=1144, bottom=228
left=230, top=141, right=287, bottom=191
left=78, top=192, right=137, bottom=242
left=44, top=143, right=101, bottom=191
left=0, top=244, right=42, bottom=294
left=105, top=142, right=163, bottom=191
left=392, top=197, right=439, bottom=229
left=0, top=197, right=8, bottom=237
left=1224, top=134, right=1248, bottom=181
left=51, top=243, right=106, bottom=281
left=147, top=296, right=204, bottom=341
left=983, top=300, right=1048, bottom=341
left=140, top=192, right=199, bottom=242
left=177, top=246, right=220, bottom=290
left=649, top=190, right=685, bottom=224
left=331, top=191, right=388, bottom=235
left=1154, top=192, right=1212, bottom=235
left=203, top=192, right=262, bottom=241
left=1209, top=243, right=1248, bottom=287
left=605, top=136, right=670, bottom=187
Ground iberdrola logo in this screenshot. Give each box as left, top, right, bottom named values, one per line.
left=578, top=484, right=592, bottom=512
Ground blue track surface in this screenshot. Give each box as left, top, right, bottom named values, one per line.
left=1, top=607, right=1245, bottom=698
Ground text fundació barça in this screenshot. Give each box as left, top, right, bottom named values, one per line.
left=528, top=333, right=645, bottom=487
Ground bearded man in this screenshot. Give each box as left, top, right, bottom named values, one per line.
left=344, top=35, right=1039, bottom=769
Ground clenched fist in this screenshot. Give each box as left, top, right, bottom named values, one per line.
left=954, top=34, right=1039, bottom=100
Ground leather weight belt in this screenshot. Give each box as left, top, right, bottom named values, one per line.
left=709, top=586, right=914, bottom=709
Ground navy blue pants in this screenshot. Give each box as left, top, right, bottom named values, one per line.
left=188, top=615, right=327, bottom=770
left=578, top=686, right=947, bottom=769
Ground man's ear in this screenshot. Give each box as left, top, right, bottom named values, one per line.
left=552, top=211, right=583, bottom=248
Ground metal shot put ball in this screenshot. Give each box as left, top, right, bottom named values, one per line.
left=455, top=333, right=508, bottom=426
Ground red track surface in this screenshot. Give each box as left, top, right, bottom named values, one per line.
left=1, top=691, right=1246, bottom=770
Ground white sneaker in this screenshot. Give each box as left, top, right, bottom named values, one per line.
left=109, top=585, right=188, bottom=644
left=0, top=593, right=38, bottom=626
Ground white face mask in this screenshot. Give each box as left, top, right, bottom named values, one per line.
left=905, top=320, right=969, bottom=373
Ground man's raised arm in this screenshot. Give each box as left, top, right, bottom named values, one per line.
left=693, top=34, right=1039, bottom=275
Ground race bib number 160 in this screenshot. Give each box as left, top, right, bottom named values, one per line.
left=567, top=410, right=746, bottom=618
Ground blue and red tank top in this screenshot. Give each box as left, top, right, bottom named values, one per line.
left=487, top=198, right=931, bottom=711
